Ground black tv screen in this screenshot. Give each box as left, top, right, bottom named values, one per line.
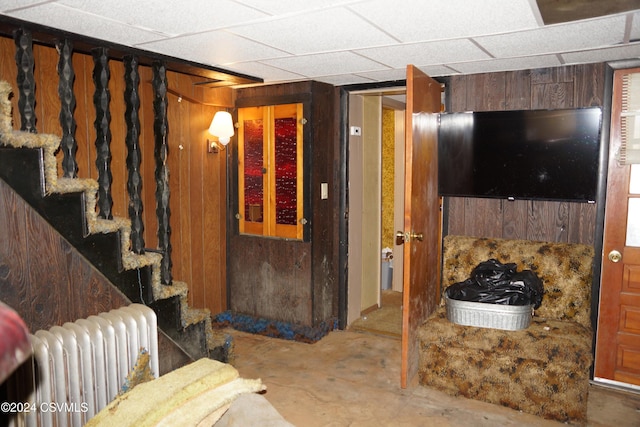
left=438, top=107, right=602, bottom=202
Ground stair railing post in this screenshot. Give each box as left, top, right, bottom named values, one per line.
left=123, top=55, right=146, bottom=255
left=152, top=61, right=172, bottom=285
left=57, top=38, right=79, bottom=178
left=13, top=28, right=37, bottom=133
left=92, top=47, right=114, bottom=220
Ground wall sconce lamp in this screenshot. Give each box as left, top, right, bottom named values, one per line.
left=207, top=111, right=235, bottom=153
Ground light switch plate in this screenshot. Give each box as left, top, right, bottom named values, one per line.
left=321, top=182, right=328, bottom=199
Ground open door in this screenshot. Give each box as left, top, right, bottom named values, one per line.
left=399, top=65, right=442, bottom=388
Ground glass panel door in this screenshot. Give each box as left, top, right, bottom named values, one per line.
left=238, top=104, right=304, bottom=240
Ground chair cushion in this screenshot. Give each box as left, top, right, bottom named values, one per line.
left=418, top=308, right=592, bottom=422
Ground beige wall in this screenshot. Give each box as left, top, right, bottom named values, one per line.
left=361, top=96, right=382, bottom=311
left=347, top=94, right=383, bottom=323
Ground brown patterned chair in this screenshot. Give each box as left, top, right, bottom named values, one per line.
left=418, top=235, right=594, bottom=423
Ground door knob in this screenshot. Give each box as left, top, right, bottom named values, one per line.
left=608, top=249, right=622, bottom=263
left=396, top=231, right=424, bottom=244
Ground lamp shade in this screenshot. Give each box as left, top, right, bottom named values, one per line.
left=208, top=111, right=234, bottom=145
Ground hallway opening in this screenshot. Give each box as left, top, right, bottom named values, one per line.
left=346, top=87, right=406, bottom=336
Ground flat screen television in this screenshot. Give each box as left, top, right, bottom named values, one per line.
left=438, top=107, right=602, bottom=202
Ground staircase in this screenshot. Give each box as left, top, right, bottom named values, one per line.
left=0, top=80, right=229, bottom=362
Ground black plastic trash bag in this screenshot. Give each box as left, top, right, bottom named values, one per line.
left=445, top=259, right=544, bottom=308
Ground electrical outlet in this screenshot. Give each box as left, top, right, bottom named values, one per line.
left=350, top=126, right=362, bottom=136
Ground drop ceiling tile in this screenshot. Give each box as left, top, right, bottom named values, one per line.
left=261, top=51, right=389, bottom=78
left=228, top=7, right=398, bottom=55
left=140, top=30, right=290, bottom=67
left=233, top=0, right=361, bottom=15
left=57, top=0, right=268, bottom=36
left=3, top=0, right=640, bottom=86
left=350, top=0, right=539, bottom=42
left=223, top=61, right=305, bottom=83
left=412, top=65, right=461, bottom=77
left=475, top=14, right=628, bottom=58
left=449, top=54, right=562, bottom=74
left=7, top=3, right=167, bottom=45
left=354, top=68, right=408, bottom=82
left=561, top=42, right=640, bottom=64
left=314, top=74, right=377, bottom=86
left=357, top=39, right=491, bottom=69
left=0, top=0, right=44, bottom=11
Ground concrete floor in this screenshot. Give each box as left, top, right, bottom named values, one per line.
left=227, top=328, right=640, bottom=427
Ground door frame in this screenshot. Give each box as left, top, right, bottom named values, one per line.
left=342, top=85, right=408, bottom=327
left=338, top=82, right=408, bottom=329
left=591, top=60, right=637, bottom=386
left=593, top=61, right=640, bottom=390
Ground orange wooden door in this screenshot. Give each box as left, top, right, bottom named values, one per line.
left=400, top=65, right=442, bottom=388
left=595, top=68, right=640, bottom=386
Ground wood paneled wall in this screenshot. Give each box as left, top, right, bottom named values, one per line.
left=0, top=178, right=128, bottom=328
left=229, top=81, right=339, bottom=326
left=0, top=35, right=231, bottom=314
left=444, top=64, right=606, bottom=244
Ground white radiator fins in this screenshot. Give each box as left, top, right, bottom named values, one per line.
left=50, top=326, right=82, bottom=426
left=75, top=318, right=107, bottom=415
left=5, top=304, right=159, bottom=427
left=87, top=315, right=119, bottom=402
left=35, top=329, right=68, bottom=427
left=100, top=311, right=131, bottom=386
left=63, top=321, right=98, bottom=422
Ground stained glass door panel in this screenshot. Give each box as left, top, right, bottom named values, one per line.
left=238, top=107, right=266, bottom=235
left=273, top=104, right=303, bottom=239
left=275, top=117, right=297, bottom=224
left=244, top=119, right=264, bottom=221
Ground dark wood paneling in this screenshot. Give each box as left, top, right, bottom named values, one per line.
left=446, top=196, right=597, bottom=243
left=310, top=81, right=339, bottom=324
left=505, top=70, right=531, bottom=110
left=229, top=236, right=312, bottom=324
left=0, top=178, right=29, bottom=319
left=445, top=64, right=605, bottom=245
left=230, top=81, right=337, bottom=326
left=0, top=178, right=118, bottom=329
left=467, top=72, right=506, bottom=111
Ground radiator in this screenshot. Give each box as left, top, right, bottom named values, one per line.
left=4, top=304, right=159, bottom=427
